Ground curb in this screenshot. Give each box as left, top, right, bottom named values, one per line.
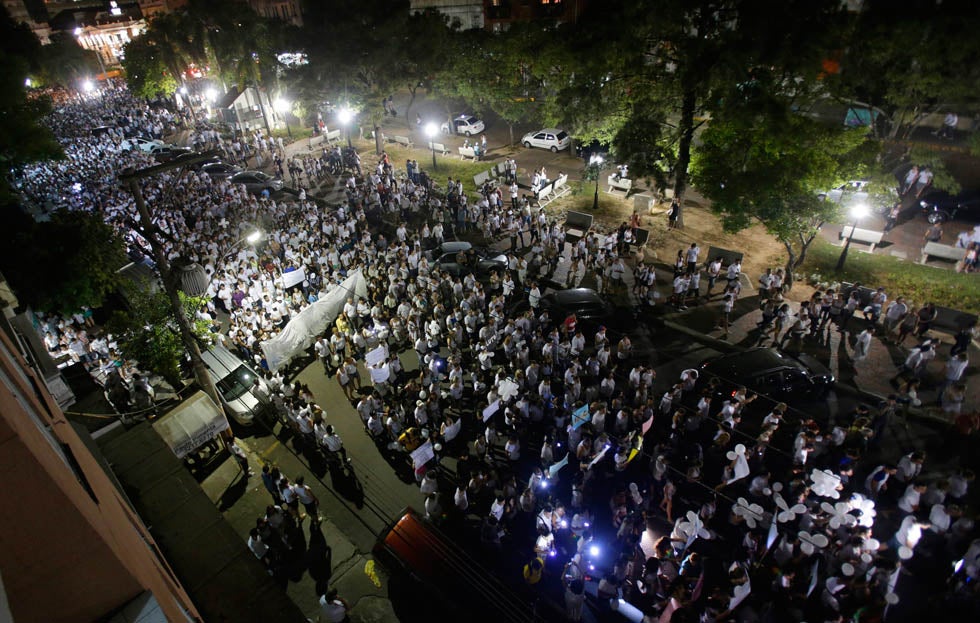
left=659, top=317, right=953, bottom=427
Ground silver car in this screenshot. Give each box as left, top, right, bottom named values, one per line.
left=229, top=170, right=284, bottom=194
left=199, top=345, right=269, bottom=426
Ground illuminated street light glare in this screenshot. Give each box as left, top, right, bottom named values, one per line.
left=179, top=85, right=188, bottom=95
left=590, top=154, right=604, bottom=166
left=850, top=203, right=870, bottom=220
left=205, top=88, right=217, bottom=102
left=424, top=122, right=438, bottom=138
left=82, top=80, right=95, bottom=93
left=74, top=27, right=82, bottom=36
left=274, top=97, right=290, bottom=113
left=337, top=107, right=353, bottom=125
left=24, top=77, right=32, bottom=87
left=246, top=230, right=263, bottom=245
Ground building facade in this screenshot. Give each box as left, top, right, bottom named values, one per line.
left=247, top=0, right=303, bottom=26
left=410, top=0, right=484, bottom=30
left=483, top=0, right=588, bottom=31
left=0, top=327, right=201, bottom=622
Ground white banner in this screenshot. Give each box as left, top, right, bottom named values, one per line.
left=365, top=345, right=388, bottom=368
left=483, top=400, right=500, bottom=422
left=279, top=266, right=306, bottom=289
left=261, top=270, right=367, bottom=372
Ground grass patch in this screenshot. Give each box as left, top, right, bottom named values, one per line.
left=801, top=237, right=979, bottom=310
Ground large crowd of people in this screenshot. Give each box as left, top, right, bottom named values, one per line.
left=15, top=85, right=980, bottom=623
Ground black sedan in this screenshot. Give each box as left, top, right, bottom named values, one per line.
left=919, top=188, right=980, bottom=224
left=697, top=348, right=835, bottom=401
left=200, top=161, right=243, bottom=180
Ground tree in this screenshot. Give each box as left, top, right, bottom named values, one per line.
left=36, top=32, right=100, bottom=88
left=550, top=0, right=846, bottom=227
left=827, top=0, right=980, bottom=140
left=121, top=36, right=178, bottom=98
left=398, top=10, right=453, bottom=123
left=692, top=88, right=869, bottom=288
left=106, top=287, right=213, bottom=389
left=434, top=25, right=548, bottom=146
left=0, top=209, right=127, bottom=313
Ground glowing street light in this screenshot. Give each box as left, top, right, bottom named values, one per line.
left=24, top=77, right=32, bottom=88
left=425, top=122, right=439, bottom=170
left=337, top=107, right=354, bottom=148
left=836, top=202, right=870, bottom=271
left=245, top=230, right=263, bottom=245
left=274, top=97, right=292, bottom=137
left=206, top=88, right=218, bottom=102
left=590, top=153, right=604, bottom=211
left=82, top=79, right=95, bottom=93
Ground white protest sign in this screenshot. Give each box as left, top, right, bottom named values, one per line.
left=411, top=440, right=435, bottom=469
left=483, top=400, right=500, bottom=422
left=365, top=345, right=387, bottom=368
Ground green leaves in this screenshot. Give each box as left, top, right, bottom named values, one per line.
left=0, top=209, right=127, bottom=314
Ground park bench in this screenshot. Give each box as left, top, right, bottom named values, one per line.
left=308, top=134, right=325, bottom=150
left=473, top=170, right=492, bottom=188
left=427, top=141, right=449, bottom=155
left=325, top=129, right=342, bottom=144
left=934, top=307, right=978, bottom=335
left=919, top=241, right=964, bottom=265
left=550, top=174, right=571, bottom=201
left=536, top=182, right=556, bottom=206
left=564, top=210, right=594, bottom=244
left=458, top=146, right=478, bottom=160
left=606, top=175, right=633, bottom=196
left=839, top=225, right=884, bottom=252
left=393, top=135, right=413, bottom=149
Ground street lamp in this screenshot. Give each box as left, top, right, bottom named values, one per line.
left=590, top=154, right=604, bottom=211
left=836, top=203, right=870, bottom=271
left=274, top=97, right=292, bottom=137
left=337, top=106, right=353, bottom=148
left=24, top=77, right=32, bottom=88
left=82, top=79, right=95, bottom=93
left=425, top=122, right=439, bottom=171
left=74, top=26, right=107, bottom=93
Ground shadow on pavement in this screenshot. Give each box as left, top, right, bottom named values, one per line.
left=216, top=472, right=249, bottom=512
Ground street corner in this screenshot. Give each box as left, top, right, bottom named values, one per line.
left=329, top=555, right=397, bottom=622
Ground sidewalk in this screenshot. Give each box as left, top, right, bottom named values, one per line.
left=200, top=446, right=399, bottom=623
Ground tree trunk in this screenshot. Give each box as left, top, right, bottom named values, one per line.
left=373, top=122, right=383, bottom=155
left=672, top=85, right=698, bottom=229
left=508, top=122, right=514, bottom=147
left=782, top=242, right=797, bottom=290
left=405, top=85, right=417, bottom=123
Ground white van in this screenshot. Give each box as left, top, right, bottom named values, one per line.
left=199, top=344, right=269, bottom=426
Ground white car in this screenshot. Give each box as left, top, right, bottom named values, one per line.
left=200, top=344, right=270, bottom=426
left=818, top=180, right=870, bottom=207
left=442, top=115, right=486, bottom=136
left=521, top=128, right=571, bottom=152
left=121, top=137, right=168, bottom=153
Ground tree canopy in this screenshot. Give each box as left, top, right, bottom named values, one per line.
left=0, top=209, right=127, bottom=314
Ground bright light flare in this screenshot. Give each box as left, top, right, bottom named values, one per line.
left=425, top=122, right=438, bottom=138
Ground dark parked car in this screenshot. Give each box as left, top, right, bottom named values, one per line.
left=919, top=188, right=980, bottom=224
left=698, top=348, right=835, bottom=400
left=200, top=161, right=243, bottom=180
left=229, top=170, right=284, bottom=194
left=513, top=287, right=618, bottom=334
left=152, top=146, right=196, bottom=163
left=432, top=242, right=508, bottom=279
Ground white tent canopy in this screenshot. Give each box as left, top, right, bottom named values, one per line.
left=152, top=391, right=229, bottom=459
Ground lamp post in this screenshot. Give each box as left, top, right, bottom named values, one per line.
left=425, top=122, right=438, bottom=171
left=836, top=203, right=870, bottom=271
left=274, top=97, right=292, bottom=137
left=337, top=106, right=354, bottom=148
left=590, top=154, right=604, bottom=211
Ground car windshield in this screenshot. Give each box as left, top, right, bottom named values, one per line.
left=216, top=365, right=254, bottom=401
left=556, top=131, right=569, bottom=140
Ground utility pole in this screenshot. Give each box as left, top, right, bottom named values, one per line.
left=119, top=152, right=225, bottom=415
